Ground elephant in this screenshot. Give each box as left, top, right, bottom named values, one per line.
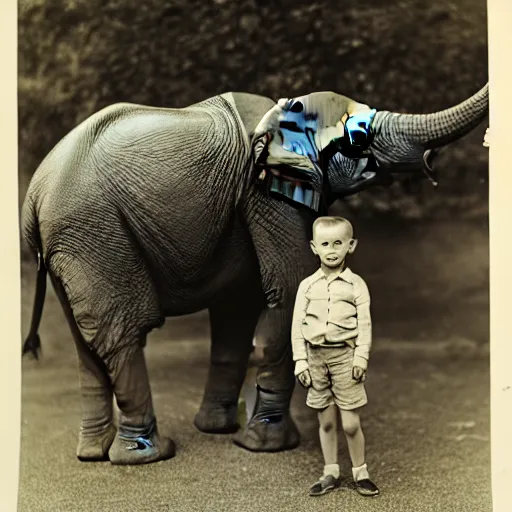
left=21, top=84, right=488, bottom=465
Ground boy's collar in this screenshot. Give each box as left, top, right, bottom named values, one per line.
left=313, top=266, right=354, bottom=283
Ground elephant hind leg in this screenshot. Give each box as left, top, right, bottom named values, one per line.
left=107, top=343, right=176, bottom=465
left=194, top=279, right=263, bottom=434
left=50, top=273, right=116, bottom=461
left=48, top=247, right=174, bottom=465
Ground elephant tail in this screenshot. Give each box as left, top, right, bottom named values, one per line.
left=21, top=194, right=47, bottom=361
left=22, top=255, right=47, bottom=360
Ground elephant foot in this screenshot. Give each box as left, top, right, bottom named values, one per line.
left=108, top=419, right=175, bottom=465
left=232, top=414, right=300, bottom=452
left=193, top=401, right=239, bottom=434
left=77, top=423, right=117, bottom=462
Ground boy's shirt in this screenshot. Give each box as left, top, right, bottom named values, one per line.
left=291, top=266, right=372, bottom=370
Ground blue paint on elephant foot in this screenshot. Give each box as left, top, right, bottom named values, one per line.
left=77, top=423, right=117, bottom=462
left=193, top=403, right=239, bottom=434
left=108, top=419, right=175, bottom=465
left=231, top=414, right=300, bottom=452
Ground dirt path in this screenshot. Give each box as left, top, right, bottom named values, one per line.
left=18, top=339, right=491, bottom=512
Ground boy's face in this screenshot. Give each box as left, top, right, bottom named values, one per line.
left=310, top=222, right=357, bottom=269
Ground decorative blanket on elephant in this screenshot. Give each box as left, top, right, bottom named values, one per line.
left=253, top=93, right=377, bottom=212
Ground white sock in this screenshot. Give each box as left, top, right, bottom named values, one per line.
left=352, top=463, right=370, bottom=482
left=323, top=463, right=340, bottom=479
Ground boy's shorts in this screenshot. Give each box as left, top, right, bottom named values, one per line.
left=305, top=343, right=367, bottom=411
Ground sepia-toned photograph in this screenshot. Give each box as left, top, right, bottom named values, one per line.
left=15, top=0, right=494, bottom=510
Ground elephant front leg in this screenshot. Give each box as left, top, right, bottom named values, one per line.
left=233, top=193, right=317, bottom=452
left=232, top=304, right=301, bottom=452
left=194, top=283, right=263, bottom=434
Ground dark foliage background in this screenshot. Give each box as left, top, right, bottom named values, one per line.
left=18, top=0, right=489, bottom=219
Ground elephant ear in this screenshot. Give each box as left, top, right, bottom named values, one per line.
left=250, top=96, right=330, bottom=211
left=252, top=91, right=370, bottom=184
left=370, top=84, right=489, bottom=169
left=252, top=97, right=323, bottom=192
left=251, top=91, right=389, bottom=209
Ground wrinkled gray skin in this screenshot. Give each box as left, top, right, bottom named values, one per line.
left=22, top=85, right=488, bottom=465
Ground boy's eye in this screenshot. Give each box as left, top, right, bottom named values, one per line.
left=334, top=240, right=342, bottom=245
left=321, top=242, right=328, bottom=246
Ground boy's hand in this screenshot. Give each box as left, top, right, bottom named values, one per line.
left=297, top=369, right=312, bottom=388
left=352, top=366, right=366, bottom=382
left=294, top=360, right=312, bottom=388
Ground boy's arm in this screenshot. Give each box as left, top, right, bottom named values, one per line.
left=353, top=276, right=372, bottom=370
left=291, top=280, right=309, bottom=368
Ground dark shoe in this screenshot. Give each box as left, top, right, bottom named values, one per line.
left=309, top=474, right=341, bottom=496
left=355, top=478, right=380, bottom=497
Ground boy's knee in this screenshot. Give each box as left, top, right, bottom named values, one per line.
left=342, top=413, right=361, bottom=437
left=320, top=420, right=335, bottom=434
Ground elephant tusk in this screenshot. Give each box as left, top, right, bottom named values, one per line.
left=422, top=149, right=439, bottom=187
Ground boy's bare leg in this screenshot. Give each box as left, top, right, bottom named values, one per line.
left=340, top=408, right=365, bottom=469
left=309, top=404, right=341, bottom=496
left=340, top=408, right=379, bottom=496
left=318, top=404, right=339, bottom=468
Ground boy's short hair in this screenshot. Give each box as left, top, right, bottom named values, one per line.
left=312, top=216, right=354, bottom=238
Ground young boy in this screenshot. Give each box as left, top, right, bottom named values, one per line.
left=291, top=216, right=379, bottom=497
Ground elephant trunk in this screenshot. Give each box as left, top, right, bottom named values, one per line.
left=371, top=83, right=488, bottom=168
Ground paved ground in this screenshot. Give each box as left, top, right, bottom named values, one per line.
left=17, top=220, right=492, bottom=512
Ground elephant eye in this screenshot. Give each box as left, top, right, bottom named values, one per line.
left=290, top=100, right=304, bottom=113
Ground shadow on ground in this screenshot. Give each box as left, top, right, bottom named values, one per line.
left=18, top=219, right=490, bottom=512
